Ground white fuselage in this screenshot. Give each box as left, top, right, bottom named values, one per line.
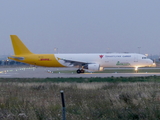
left=55, top=53, right=153, bottom=69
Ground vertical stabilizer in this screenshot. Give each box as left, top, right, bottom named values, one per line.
left=10, top=35, right=33, bottom=55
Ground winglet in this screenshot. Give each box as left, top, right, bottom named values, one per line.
left=10, top=35, right=33, bottom=55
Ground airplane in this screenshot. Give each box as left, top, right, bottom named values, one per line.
left=8, top=35, right=154, bottom=74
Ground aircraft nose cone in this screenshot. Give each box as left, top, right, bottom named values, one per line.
left=151, top=59, right=154, bottom=63
left=150, top=59, right=156, bottom=67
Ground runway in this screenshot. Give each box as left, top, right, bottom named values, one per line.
left=0, top=67, right=160, bottom=78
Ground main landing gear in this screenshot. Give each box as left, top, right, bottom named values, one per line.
left=135, top=67, right=138, bottom=73
left=77, top=69, right=85, bottom=74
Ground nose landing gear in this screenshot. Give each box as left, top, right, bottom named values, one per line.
left=135, top=67, right=138, bottom=73
left=77, top=69, right=85, bottom=74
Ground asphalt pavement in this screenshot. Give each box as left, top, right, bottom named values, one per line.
left=0, top=67, right=160, bottom=78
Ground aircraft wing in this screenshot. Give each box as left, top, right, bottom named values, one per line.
left=57, top=57, right=93, bottom=67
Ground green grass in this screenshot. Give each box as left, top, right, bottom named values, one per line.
left=0, top=77, right=160, bottom=119
left=0, top=75, right=160, bottom=83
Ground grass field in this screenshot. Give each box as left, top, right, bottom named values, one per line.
left=0, top=76, right=160, bottom=120
left=0, top=75, right=159, bottom=83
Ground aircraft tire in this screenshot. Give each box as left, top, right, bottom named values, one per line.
left=81, top=69, right=85, bottom=73
left=77, top=69, right=81, bottom=74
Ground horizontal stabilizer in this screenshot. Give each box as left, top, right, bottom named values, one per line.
left=8, top=56, right=24, bottom=60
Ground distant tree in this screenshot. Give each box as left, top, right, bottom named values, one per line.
left=4, top=60, right=9, bottom=65
left=16, top=61, right=21, bottom=65
left=9, top=61, right=15, bottom=65
left=21, top=63, right=27, bottom=65
left=0, top=61, right=2, bottom=65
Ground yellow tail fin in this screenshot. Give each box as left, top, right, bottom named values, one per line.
left=10, top=35, right=33, bottom=55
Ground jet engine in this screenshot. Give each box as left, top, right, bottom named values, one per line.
left=84, top=63, right=103, bottom=71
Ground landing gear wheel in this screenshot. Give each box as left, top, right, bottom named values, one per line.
left=135, top=67, right=138, bottom=73
left=81, top=69, right=85, bottom=73
left=77, top=69, right=85, bottom=74
left=77, top=69, right=81, bottom=74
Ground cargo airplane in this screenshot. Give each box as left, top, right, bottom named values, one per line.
left=8, top=35, right=154, bottom=73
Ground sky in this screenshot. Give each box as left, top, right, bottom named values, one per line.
left=0, top=0, right=160, bottom=56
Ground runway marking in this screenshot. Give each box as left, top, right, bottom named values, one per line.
left=0, top=74, right=11, bottom=77
left=0, top=72, right=19, bottom=77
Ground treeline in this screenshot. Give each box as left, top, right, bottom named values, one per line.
left=0, top=60, right=28, bottom=66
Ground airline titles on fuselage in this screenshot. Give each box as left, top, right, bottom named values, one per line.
left=99, top=55, right=132, bottom=58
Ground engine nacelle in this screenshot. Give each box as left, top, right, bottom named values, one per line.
left=84, top=63, right=103, bottom=71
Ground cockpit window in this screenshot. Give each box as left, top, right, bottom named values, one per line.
left=142, top=57, right=147, bottom=59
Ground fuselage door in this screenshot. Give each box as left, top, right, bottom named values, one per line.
left=134, top=55, right=138, bottom=62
